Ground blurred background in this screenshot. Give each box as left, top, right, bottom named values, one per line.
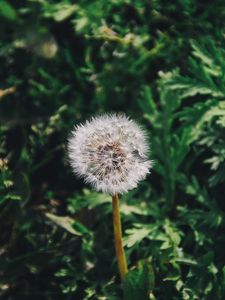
left=1, top=0, right=225, bottom=299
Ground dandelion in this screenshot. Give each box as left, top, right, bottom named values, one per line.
left=68, top=113, right=152, bottom=280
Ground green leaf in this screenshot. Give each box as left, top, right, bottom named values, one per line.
left=124, top=225, right=152, bottom=248
left=53, top=4, right=78, bottom=22
left=175, top=257, right=198, bottom=266
left=122, top=259, right=155, bottom=300
left=0, top=1, right=17, bottom=21
left=163, top=219, right=182, bottom=246
left=45, top=212, right=90, bottom=236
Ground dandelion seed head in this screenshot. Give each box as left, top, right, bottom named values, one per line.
left=68, top=114, right=152, bottom=194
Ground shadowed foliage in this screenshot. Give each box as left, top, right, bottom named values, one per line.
left=1, top=0, right=225, bottom=299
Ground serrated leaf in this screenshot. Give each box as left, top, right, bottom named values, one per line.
left=124, top=225, right=152, bottom=248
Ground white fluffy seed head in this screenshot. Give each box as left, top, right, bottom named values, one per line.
left=68, top=113, right=152, bottom=195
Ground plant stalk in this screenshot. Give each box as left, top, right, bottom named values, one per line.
left=112, top=192, right=128, bottom=280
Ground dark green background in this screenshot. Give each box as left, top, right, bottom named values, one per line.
left=1, top=0, right=225, bottom=299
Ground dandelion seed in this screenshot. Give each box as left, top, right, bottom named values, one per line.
left=68, top=113, right=152, bottom=195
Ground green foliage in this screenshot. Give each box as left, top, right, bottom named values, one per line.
left=122, top=259, right=155, bottom=300
left=0, top=1, right=17, bottom=21
left=1, top=0, right=225, bottom=299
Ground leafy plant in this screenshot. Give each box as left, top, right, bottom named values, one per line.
left=1, top=1, right=225, bottom=299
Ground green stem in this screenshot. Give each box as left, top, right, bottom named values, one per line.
left=112, top=193, right=128, bottom=280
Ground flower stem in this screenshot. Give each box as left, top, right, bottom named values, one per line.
left=112, top=193, right=128, bottom=280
